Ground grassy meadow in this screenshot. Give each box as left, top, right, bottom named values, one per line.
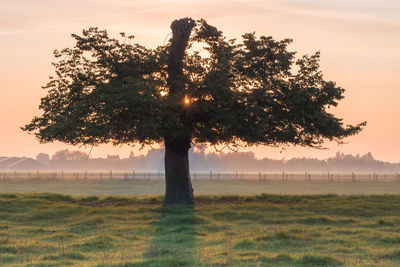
left=1, top=193, right=400, bottom=266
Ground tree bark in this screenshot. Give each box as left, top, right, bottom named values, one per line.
left=163, top=18, right=196, bottom=205
left=164, top=137, right=194, bottom=205
left=167, top=18, right=196, bottom=93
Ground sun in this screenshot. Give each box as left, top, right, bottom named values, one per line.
left=184, top=96, right=190, bottom=105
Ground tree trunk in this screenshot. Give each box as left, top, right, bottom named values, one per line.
left=163, top=18, right=196, bottom=205
left=164, top=138, right=194, bottom=205
left=167, top=18, right=196, bottom=92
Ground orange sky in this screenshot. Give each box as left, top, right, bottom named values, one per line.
left=1, top=0, right=399, bottom=162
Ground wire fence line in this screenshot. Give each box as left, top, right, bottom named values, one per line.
left=0, top=171, right=400, bottom=183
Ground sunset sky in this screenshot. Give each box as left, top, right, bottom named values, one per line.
left=1, top=0, right=399, bottom=162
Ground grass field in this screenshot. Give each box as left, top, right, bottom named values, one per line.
left=1, top=179, right=400, bottom=196
left=1, top=193, right=400, bottom=266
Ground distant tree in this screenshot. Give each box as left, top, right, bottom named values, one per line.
left=23, top=18, right=365, bottom=205
left=361, top=152, right=374, bottom=162
left=36, top=153, right=50, bottom=165
left=51, top=150, right=89, bottom=161
left=106, top=154, right=120, bottom=160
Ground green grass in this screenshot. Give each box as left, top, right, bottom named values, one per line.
left=0, top=194, right=400, bottom=266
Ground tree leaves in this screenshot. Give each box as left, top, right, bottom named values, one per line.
left=23, top=21, right=365, bottom=149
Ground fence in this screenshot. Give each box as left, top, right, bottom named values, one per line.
left=1, top=171, right=400, bottom=183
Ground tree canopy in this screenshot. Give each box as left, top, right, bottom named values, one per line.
left=23, top=18, right=365, bottom=151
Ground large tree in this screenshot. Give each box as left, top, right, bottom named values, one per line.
left=23, top=18, right=365, bottom=205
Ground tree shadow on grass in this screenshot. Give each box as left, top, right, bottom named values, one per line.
left=142, top=204, right=197, bottom=266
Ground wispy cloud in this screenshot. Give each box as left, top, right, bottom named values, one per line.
left=245, top=0, right=400, bottom=30
left=0, top=5, right=173, bottom=36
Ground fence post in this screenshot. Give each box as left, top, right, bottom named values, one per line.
left=110, top=171, right=112, bottom=179
left=132, top=170, right=135, bottom=180
left=210, top=171, right=212, bottom=180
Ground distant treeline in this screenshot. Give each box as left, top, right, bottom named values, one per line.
left=19, top=149, right=400, bottom=172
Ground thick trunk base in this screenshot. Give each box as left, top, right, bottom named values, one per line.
left=164, top=142, right=194, bottom=206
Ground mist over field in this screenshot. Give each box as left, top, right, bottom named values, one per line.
left=1, top=149, right=399, bottom=172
